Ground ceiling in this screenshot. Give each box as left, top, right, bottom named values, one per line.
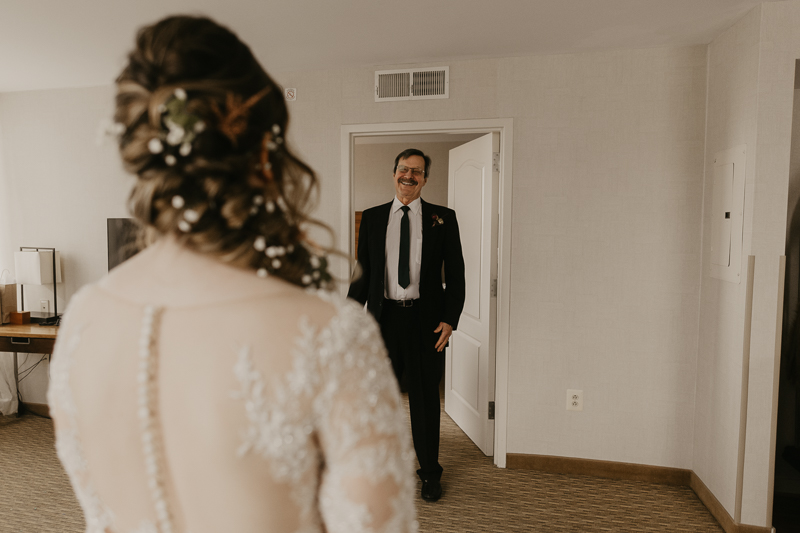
left=0, top=0, right=770, bottom=93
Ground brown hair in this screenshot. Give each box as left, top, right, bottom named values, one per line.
left=114, top=15, right=331, bottom=287
left=393, top=148, right=431, bottom=177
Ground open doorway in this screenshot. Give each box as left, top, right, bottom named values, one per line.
left=352, top=133, right=482, bottom=242
left=340, top=118, right=514, bottom=467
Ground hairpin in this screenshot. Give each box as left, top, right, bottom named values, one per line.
left=210, top=87, right=271, bottom=146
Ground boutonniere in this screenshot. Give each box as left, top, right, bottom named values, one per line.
left=432, top=214, right=444, bottom=227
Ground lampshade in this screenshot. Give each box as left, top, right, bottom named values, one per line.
left=14, top=251, right=62, bottom=285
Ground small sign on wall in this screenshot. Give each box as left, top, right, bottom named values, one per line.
left=710, top=145, right=746, bottom=283
left=284, top=88, right=296, bottom=101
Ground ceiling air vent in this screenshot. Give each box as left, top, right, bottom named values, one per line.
left=375, top=67, right=449, bottom=102
left=376, top=71, right=411, bottom=100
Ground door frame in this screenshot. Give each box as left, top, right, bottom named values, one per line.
left=340, top=118, right=513, bottom=467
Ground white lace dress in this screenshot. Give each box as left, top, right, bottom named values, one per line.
left=47, top=239, right=417, bottom=533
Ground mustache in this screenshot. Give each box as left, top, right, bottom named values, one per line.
left=397, top=177, right=418, bottom=185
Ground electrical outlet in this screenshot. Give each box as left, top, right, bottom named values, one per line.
left=40, top=300, right=50, bottom=314
left=567, top=389, right=583, bottom=411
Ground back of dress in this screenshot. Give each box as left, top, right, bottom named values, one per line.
left=47, top=240, right=417, bottom=533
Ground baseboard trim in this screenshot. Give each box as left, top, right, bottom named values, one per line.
left=507, top=453, right=691, bottom=485
left=689, top=471, right=737, bottom=533
left=507, top=453, right=771, bottom=533
left=21, top=402, right=50, bottom=419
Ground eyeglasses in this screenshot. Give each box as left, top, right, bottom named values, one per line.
left=396, top=165, right=425, bottom=178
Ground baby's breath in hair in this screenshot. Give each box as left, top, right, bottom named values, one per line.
left=115, top=15, right=336, bottom=288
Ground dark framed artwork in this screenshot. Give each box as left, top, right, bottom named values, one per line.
left=107, top=218, right=142, bottom=271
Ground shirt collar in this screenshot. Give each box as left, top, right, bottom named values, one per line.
left=392, top=196, right=422, bottom=215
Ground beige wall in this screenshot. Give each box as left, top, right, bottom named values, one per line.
left=742, top=1, right=800, bottom=525
left=697, top=2, right=800, bottom=526
left=694, top=5, right=762, bottom=519
left=0, top=122, right=12, bottom=283
left=0, top=85, right=132, bottom=402
left=494, top=47, right=707, bottom=468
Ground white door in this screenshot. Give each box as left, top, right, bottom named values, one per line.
left=445, top=132, right=498, bottom=456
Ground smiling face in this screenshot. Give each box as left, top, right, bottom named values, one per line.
left=393, top=155, right=427, bottom=205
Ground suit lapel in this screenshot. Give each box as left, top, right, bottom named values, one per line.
left=421, top=199, right=432, bottom=281
left=374, top=201, right=392, bottom=274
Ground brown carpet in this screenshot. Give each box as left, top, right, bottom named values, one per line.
left=419, top=406, right=723, bottom=532
left=0, top=414, right=84, bottom=533
left=0, top=410, right=724, bottom=533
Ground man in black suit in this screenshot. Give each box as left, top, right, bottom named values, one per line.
left=348, top=148, right=466, bottom=502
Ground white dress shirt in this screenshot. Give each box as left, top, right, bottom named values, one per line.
left=385, top=197, right=422, bottom=300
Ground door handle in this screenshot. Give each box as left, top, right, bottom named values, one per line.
left=10, top=337, right=31, bottom=345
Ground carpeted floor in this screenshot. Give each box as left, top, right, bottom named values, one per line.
left=420, top=410, right=722, bottom=532
left=0, top=414, right=85, bottom=533
left=0, top=408, right=725, bottom=533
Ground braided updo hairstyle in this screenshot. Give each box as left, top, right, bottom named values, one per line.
left=115, top=15, right=331, bottom=287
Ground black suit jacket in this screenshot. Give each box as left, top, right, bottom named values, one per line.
left=347, top=199, right=466, bottom=332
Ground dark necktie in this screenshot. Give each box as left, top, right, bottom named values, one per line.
left=399, top=205, right=410, bottom=289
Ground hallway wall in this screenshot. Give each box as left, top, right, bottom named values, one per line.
left=696, top=2, right=800, bottom=526
left=695, top=5, right=762, bottom=521
left=740, top=2, right=800, bottom=524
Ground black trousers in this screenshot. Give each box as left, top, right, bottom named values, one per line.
left=380, top=300, right=444, bottom=482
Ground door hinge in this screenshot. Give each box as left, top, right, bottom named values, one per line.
left=488, top=401, right=495, bottom=420
left=491, top=279, right=498, bottom=297
left=492, top=152, right=500, bottom=173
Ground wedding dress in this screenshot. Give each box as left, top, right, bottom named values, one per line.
left=47, top=238, right=417, bottom=533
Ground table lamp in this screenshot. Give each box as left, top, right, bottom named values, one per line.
left=14, top=247, right=62, bottom=326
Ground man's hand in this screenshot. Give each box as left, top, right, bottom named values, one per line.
left=434, top=322, right=453, bottom=352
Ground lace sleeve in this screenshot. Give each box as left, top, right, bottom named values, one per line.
left=314, top=299, right=418, bottom=533
left=47, top=286, right=120, bottom=532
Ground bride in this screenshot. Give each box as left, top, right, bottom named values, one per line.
left=47, top=15, right=416, bottom=533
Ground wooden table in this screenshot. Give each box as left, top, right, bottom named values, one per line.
left=0, top=323, right=58, bottom=416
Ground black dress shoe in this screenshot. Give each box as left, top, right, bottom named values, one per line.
left=421, top=479, right=442, bottom=502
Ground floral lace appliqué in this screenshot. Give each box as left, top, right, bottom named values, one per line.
left=232, top=319, right=322, bottom=533
left=233, top=292, right=417, bottom=533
